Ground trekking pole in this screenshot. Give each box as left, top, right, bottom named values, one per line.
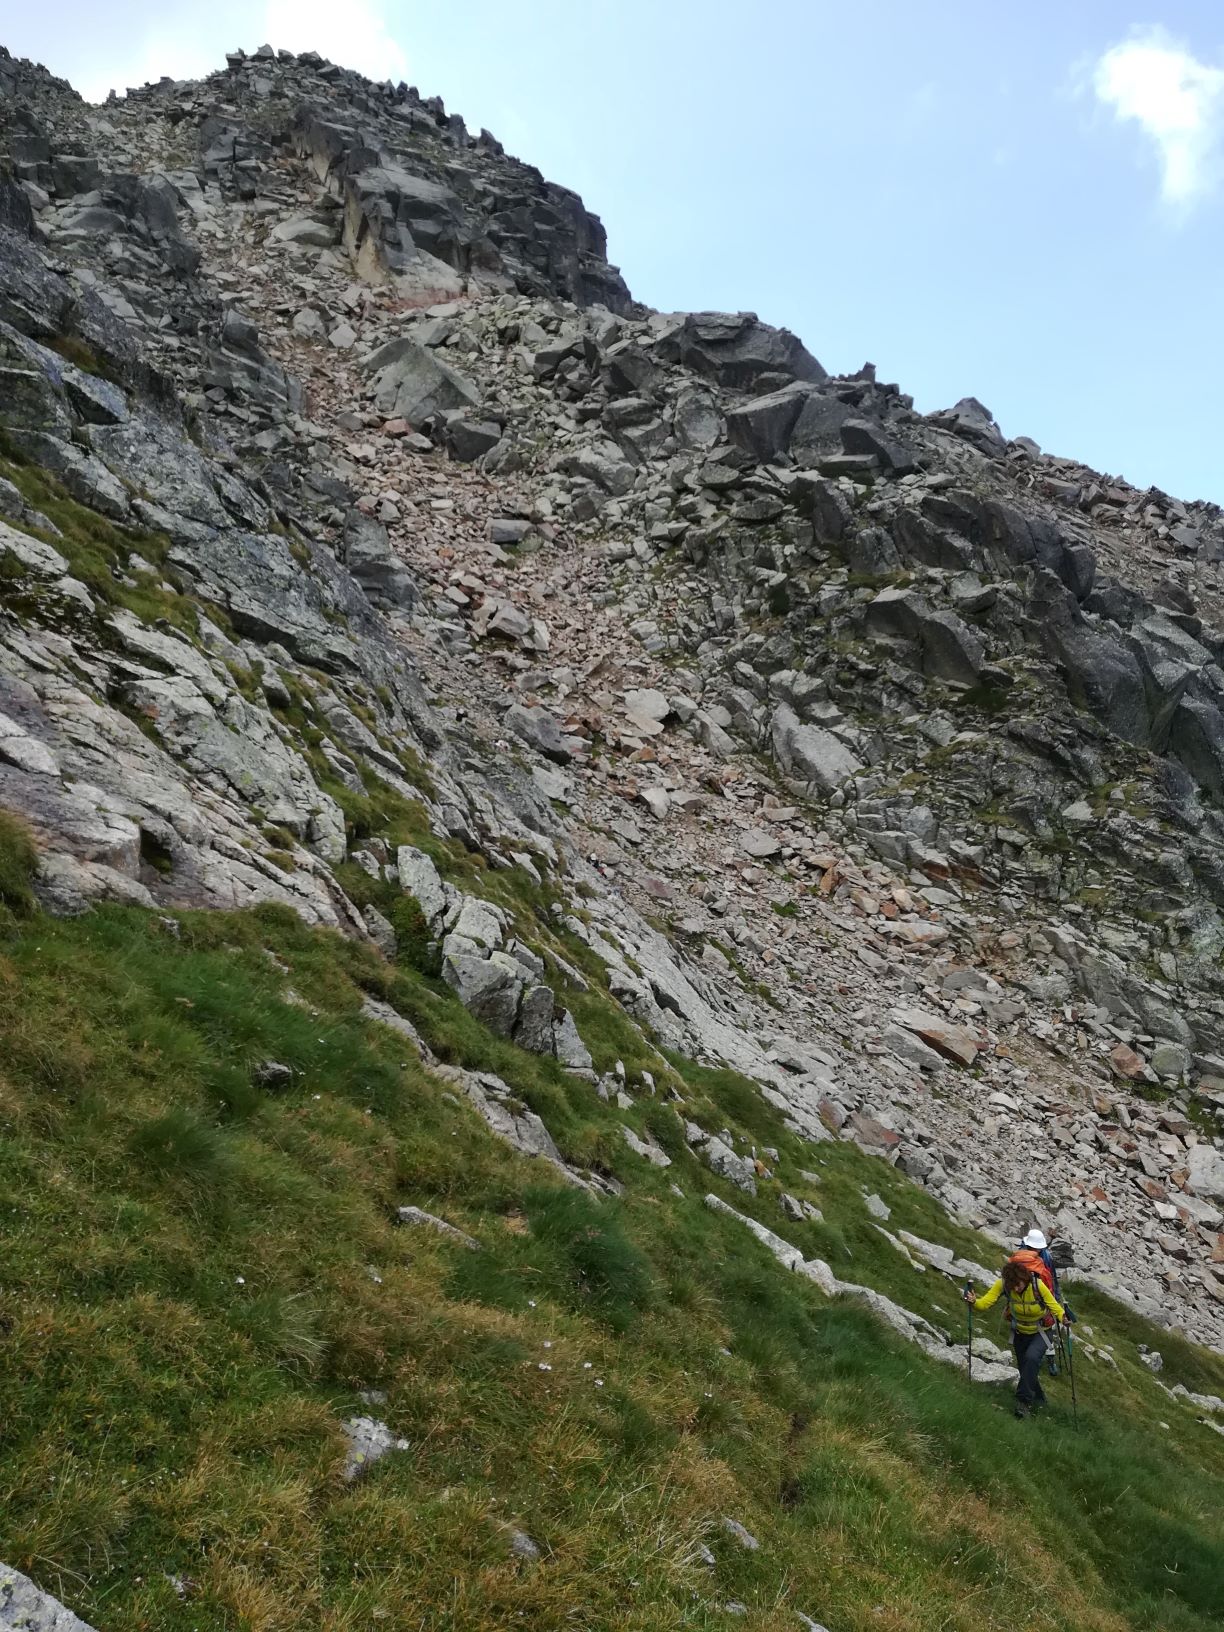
left=964, top=1282, right=974, bottom=1383
left=1064, top=1323, right=1079, bottom=1432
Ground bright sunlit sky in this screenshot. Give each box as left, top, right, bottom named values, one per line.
left=6, top=3, right=1224, bottom=501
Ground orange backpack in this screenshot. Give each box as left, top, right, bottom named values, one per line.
left=1011, top=1248, right=1054, bottom=1293
left=1008, top=1250, right=1056, bottom=1328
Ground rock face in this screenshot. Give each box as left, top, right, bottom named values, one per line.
left=1, top=30, right=1224, bottom=1385
left=290, top=99, right=630, bottom=311
left=396, top=847, right=592, bottom=1067
left=0, top=1565, right=98, bottom=1627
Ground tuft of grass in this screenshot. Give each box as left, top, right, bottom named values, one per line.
left=129, top=1105, right=234, bottom=1184
left=386, top=893, right=439, bottom=974
left=44, top=331, right=114, bottom=380
left=524, top=1184, right=655, bottom=1332
left=0, top=810, right=36, bottom=917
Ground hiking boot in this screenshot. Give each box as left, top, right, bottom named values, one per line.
left=1046, top=1357, right=1059, bottom=1377
left=1013, top=1402, right=1031, bottom=1419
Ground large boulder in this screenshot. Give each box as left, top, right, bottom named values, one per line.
left=865, top=589, right=985, bottom=685
left=672, top=387, right=724, bottom=449
left=364, top=338, right=481, bottom=423
left=341, top=509, right=417, bottom=608
left=668, top=311, right=826, bottom=390
left=892, top=1007, right=981, bottom=1066
left=928, top=396, right=1007, bottom=454
left=1186, top=1142, right=1224, bottom=1202
left=11, top=431, right=129, bottom=519
left=554, top=1008, right=593, bottom=1070
left=770, top=703, right=862, bottom=791
left=1168, top=698, right=1224, bottom=798
left=351, top=163, right=464, bottom=262
left=725, top=383, right=815, bottom=462
left=980, top=501, right=1094, bottom=598
left=270, top=214, right=338, bottom=247
left=790, top=472, right=853, bottom=541
left=396, top=846, right=453, bottom=925
left=603, top=341, right=660, bottom=397
left=789, top=392, right=856, bottom=466
left=840, top=417, right=917, bottom=476
left=1043, top=620, right=1154, bottom=746
left=343, top=165, right=467, bottom=297
left=442, top=945, right=523, bottom=1036
left=445, top=415, right=503, bottom=462
left=891, top=509, right=975, bottom=571
left=505, top=703, right=583, bottom=763
left=844, top=526, right=901, bottom=576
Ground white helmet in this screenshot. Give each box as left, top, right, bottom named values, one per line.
left=1022, top=1228, right=1048, bottom=1250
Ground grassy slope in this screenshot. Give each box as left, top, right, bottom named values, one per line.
left=0, top=821, right=1223, bottom=1632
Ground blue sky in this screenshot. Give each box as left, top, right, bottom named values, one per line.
left=7, top=3, right=1224, bottom=502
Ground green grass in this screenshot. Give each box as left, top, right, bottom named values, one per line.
left=44, top=331, right=116, bottom=380
left=0, top=862, right=1221, bottom=1630
left=0, top=810, right=36, bottom=919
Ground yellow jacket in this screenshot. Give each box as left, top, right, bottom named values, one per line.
left=974, top=1274, right=1065, bottom=1335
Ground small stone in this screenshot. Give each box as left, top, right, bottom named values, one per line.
left=341, top=1416, right=409, bottom=1481
left=292, top=307, right=326, bottom=339
left=395, top=1206, right=480, bottom=1250
left=639, top=786, right=671, bottom=819
left=621, top=1125, right=672, bottom=1167
left=253, top=1059, right=294, bottom=1089
left=1110, top=1042, right=1146, bottom=1080
left=721, top=1517, right=760, bottom=1551
left=508, top=1529, right=541, bottom=1561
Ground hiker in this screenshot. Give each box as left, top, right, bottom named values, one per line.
left=1015, top=1227, right=1061, bottom=1298
left=964, top=1253, right=1069, bottom=1418
left=1014, top=1227, right=1064, bottom=1375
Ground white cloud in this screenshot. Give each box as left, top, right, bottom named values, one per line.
left=261, top=0, right=409, bottom=84
left=1093, top=26, right=1224, bottom=206
left=71, top=20, right=231, bottom=103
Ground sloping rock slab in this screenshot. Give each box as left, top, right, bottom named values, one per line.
left=892, top=1007, right=981, bottom=1067
left=0, top=1563, right=98, bottom=1630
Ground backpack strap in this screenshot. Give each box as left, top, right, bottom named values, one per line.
left=1041, top=1249, right=1062, bottom=1300
left=1032, top=1273, right=1056, bottom=1329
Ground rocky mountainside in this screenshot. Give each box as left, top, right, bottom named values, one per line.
left=2, top=38, right=1224, bottom=1629
left=4, top=37, right=1224, bottom=1328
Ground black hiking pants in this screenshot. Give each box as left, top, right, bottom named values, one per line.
left=1013, top=1329, right=1049, bottom=1407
